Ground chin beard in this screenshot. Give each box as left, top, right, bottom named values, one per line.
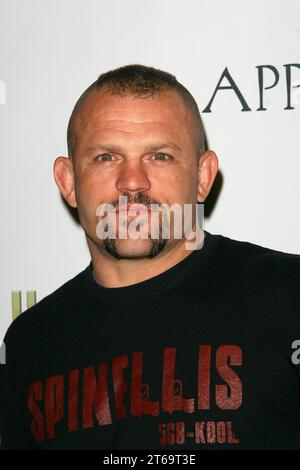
left=102, top=237, right=167, bottom=260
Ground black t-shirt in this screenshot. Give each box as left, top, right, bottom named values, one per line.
left=1, top=231, right=300, bottom=450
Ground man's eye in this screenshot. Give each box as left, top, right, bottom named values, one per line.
left=96, top=152, right=171, bottom=162
left=96, top=153, right=114, bottom=162
left=152, top=152, right=171, bottom=161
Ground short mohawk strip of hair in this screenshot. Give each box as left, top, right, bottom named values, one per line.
left=67, top=64, right=206, bottom=159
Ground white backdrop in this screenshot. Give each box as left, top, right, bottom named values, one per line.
left=0, top=0, right=299, bottom=336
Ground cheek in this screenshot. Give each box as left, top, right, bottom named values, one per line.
left=166, top=168, right=197, bottom=198
left=182, top=165, right=198, bottom=195
left=75, top=173, right=116, bottom=218
left=150, top=165, right=185, bottom=188
left=75, top=167, right=99, bottom=196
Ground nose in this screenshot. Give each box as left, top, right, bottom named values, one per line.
left=116, top=160, right=151, bottom=194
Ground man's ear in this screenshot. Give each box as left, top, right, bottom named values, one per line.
left=53, top=156, right=77, bottom=208
left=197, top=150, right=219, bottom=203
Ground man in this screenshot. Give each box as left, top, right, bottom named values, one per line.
left=0, top=64, right=300, bottom=450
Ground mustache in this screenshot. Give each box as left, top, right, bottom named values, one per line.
left=110, top=192, right=161, bottom=210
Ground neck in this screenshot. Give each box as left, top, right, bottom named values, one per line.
left=87, top=227, right=206, bottom=288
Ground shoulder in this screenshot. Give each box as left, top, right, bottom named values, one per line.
left=211, top=232, right=300, bottom=284
left=2, top=265, right=90, bottom=357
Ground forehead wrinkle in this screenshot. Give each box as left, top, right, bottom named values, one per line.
left=76, top=118, right=179, bottom=143
left=75, top=95, right=186, bottom=135
left=72, top=92, right=196, bottom=155
left=79, top=115, right=175, bottom=130
left=86, top=139, right=183, bottom=153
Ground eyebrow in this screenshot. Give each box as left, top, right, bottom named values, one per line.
left=85, top=142, right=182, bottom=154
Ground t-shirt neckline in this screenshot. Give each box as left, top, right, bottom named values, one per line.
left=83, top=230, right=221, bottom=306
